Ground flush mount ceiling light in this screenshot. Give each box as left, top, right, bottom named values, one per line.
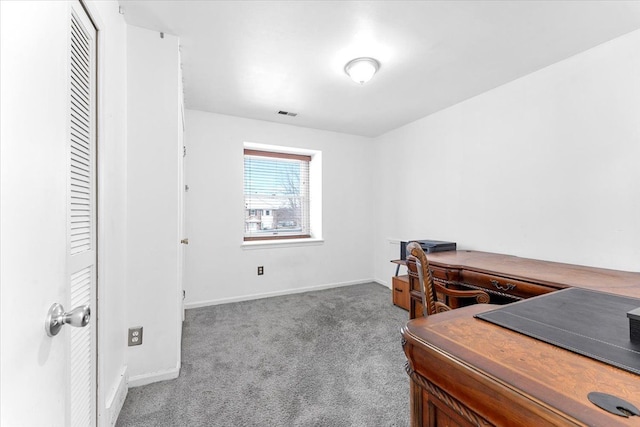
left=344, top=57, right=380, bottom=85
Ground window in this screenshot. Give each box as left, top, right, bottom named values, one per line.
left=244, top=149, right=312, bottom=241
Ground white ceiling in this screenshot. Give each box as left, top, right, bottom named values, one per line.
left=120, top=1, right=640, bottom=137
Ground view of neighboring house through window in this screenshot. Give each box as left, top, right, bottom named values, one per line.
left=244, top=149, right=311, bottom=240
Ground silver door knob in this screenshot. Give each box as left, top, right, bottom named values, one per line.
left=45, top=303, right=90, bottom=337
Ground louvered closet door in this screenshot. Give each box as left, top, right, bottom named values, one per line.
left=68, top=2, right=97, bottom=426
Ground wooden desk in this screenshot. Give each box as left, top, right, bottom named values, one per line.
left=394, top=251, right=640, bottom=318
left=402, top=304, right=640, bottom=426
left=401, top=252, right=640, bottom=426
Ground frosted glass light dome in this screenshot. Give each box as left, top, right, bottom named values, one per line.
left=344, top=57, right=380, bottom=85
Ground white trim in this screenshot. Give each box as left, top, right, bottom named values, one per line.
left=80, top=0, right=104, bottom=31
left=103, top=367, right=128, bottom=427
left=176, top=47, right=185, bottom=393
left=127, top=366, right=181, bottom=388
left=184, top=279, right=374, bottom=309
left=242, top=238, right=324, bottom=250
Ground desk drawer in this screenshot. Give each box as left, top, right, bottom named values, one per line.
left=430, top=265, right=460, bottom=283
left=392, top=275, right=410, bottom=311
left=461, top=271, right=555, bottom=299
left=409, top=266, right=460, bottom=292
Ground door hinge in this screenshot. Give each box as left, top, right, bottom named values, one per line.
left=185, top=184, right=189, bottom=192
left=183, top=146, right=187, bottom=157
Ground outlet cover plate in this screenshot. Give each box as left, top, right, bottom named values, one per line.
left=128, top=326, right=143, bottom=346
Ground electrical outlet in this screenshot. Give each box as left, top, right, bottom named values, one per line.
left=128, top=326, right=143, bottom=346
left=257, top=266, right=264, bottom=275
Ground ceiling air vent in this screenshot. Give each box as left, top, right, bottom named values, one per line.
left=277, top=110, right=298, bottom=117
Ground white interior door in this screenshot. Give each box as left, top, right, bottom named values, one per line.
left=0, top=1, right=97, bottom=425
left=68, top=2, right=97, bottom=425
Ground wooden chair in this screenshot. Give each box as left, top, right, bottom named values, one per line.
left=405, top=241, right=490, bottom=317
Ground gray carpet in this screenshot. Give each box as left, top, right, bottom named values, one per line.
left=116, top=282, right=410, bottom=427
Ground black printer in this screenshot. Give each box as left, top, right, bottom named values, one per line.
left=400, top=240, right=456, bottom=260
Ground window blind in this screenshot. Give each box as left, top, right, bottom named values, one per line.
left=244, top=149, right=311, bottom=240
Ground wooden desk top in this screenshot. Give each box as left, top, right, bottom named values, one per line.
left=417, top=250, right=640, bottom=298
left=401, top=250, right=640, bottom=425
left=403, top=304, right=640, bottom=426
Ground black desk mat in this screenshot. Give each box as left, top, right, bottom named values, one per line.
left=475, top=288, right=640, bottom=375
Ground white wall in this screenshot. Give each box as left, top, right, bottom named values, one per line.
left=126, top=25, right=183, bottom=385
left=373, top=29, right=640, bottom=284
left=184, top=111, right=373, bottom=307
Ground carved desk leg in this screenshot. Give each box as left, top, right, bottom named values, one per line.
left=403, top=337, right=424, bottom=427
left=406, top=361, right=424, bottom=427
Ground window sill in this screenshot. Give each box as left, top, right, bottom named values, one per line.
left=242, top=238, right=324, bottom=250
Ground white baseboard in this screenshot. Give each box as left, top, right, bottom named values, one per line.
left=373, top=278, right=390, bottom=288
left=185, top=279, right=377, bottom=309
left=103, top=366, right=128, bottom=427
left=128, top=366, right=180, bottom=388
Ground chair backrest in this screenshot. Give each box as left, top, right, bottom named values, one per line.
left=406, top=242, right=491, bottom=317
left=405, top=241, right=442, bottom=317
